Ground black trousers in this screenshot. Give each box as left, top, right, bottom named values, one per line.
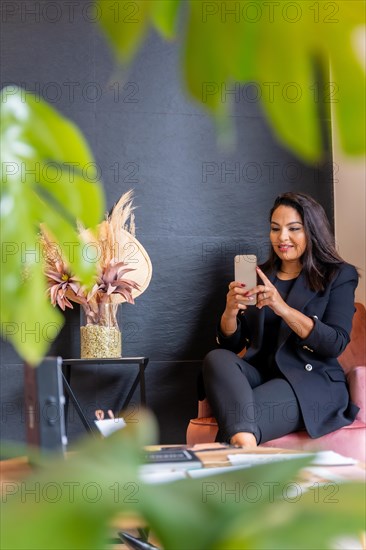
left=202, top=349, right=305, bottom=444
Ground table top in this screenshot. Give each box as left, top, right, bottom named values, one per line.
left=62, top=357, right=149, bottom=365
left=3, top=444, right=365, bottom=476
left=140, top=443, right=365, bottom=479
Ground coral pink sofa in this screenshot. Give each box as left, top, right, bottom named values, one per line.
left=187, top=303, right=366, bottom=462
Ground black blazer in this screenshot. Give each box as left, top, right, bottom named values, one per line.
left=216, top=263, right=360, bottom=438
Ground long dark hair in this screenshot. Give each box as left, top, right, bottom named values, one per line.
left=261, top=192, right=346, bottom=292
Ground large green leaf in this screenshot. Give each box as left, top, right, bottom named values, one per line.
left=0, top=413, right=157, bottom=550
left=327, top=31, right=366, bottom=155
left=254, top=14, right=322, bottom=163
left=98, top=0, right=152, bottom=63
left=139, top=455, right=314, bottom=550
left=150, top=0, right=181, bottom=40
left=184, top=0, right=242, bottom=146
left=0, top=86, right=105, bottom=364
left=223, top=481, right=366, bottom=549
left=98, top=0, right=366, bottom=162
left=1, top=414, right=365, bottom=550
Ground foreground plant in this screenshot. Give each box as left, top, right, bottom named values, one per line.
left=1, top=414, right=365, bottom=550
left=98, top=0, right=365, bottom=162
left=0, top=86, right=105, bottom=364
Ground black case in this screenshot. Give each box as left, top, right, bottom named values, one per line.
left=24, top=357, right=67, bottom=454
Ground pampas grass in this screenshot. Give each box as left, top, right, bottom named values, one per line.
left=42, top=190, right=141, bottom=314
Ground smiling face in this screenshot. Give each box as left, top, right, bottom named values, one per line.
left=270, top=205, right=307, bottom=266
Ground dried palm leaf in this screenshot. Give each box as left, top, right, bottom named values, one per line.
left=109, top=189, right=136, bottom=238
left=39, top=225, right=63, bottom=269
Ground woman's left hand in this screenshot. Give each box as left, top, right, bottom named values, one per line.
left=247, top=267, right=288, bottom=316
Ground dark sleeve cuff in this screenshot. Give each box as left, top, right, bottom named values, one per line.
left=216, top=316, right=250, bottom=353
left=298, top=316, right=350, bottom=357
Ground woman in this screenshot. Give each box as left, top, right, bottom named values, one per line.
left=202, top=192, right=359, bottom=447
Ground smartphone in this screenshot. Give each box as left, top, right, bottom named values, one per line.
left=234, top=255, right=257, bottom=305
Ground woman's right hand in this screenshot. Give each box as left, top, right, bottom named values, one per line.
left=220, top=282, right=253, bottom=336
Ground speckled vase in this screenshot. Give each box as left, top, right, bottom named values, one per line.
left=80, top=301, right=121, bottom=358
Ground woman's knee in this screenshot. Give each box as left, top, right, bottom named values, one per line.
left=202, top=349, right=237, bottom=378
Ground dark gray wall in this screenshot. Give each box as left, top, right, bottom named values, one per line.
left=0, top=1, right=333, bottom=445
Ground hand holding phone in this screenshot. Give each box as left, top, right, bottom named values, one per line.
left=234, top=255, right=257, bottom=305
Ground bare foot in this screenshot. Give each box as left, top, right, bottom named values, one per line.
left=230, top=432, right=257, bottom=448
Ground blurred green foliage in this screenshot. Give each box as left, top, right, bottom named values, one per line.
left=98, top=0, right=366, bottom=162
left=0, top=87, right=105, bottom=364
left=1, top=414, right=365, bottom=550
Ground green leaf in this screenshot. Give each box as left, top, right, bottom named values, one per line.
left=98, top=0, right=152, bottom=63
left=328, top=33, right=366, bottom=155
left=1, top=415, right=364, bottom=550
left=0, top=412, right=158, bottom=550
left=150, top=0, right=181, bottom=40
left=255, top=19, right=322, bottom=163
left=0, top=86, right=105, bottom=364
left=184, top=1, right=233, bottom=114
left=184, top=1, right=238, bottom=146
left=97, top=0, right=366, bottom=162
left=0, top=423, right=307, bottom=550
left=138, top=456, right=313, bottom=550
left=225, top=481, right=366, bottom=549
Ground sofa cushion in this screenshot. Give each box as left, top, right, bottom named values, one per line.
left=347, top=366, right=366, bottom=423
left=262, top=420, right=366, bottom=462
left=339, top=303, right=366, bottom=374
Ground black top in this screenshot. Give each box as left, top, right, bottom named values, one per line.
left=255, top=276, right=296, bottom=379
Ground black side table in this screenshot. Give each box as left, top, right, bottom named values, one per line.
left=62, top=357, right=149, bottom=435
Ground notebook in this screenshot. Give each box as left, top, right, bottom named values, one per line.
left=140, top=448, right=202, bottom=473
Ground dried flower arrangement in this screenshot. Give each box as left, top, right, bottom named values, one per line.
left=41, top=190, right=152, bottom=357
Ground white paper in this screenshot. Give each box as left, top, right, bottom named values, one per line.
left=94, top=417, right=126, bottom=437
left=228, top=450, right=357, bottom=467
left=139, top=464, right=254, bottom=483
left=310, top=451, right=357, bottom=466
left=228, top=453, right=312, bottom=465
left=139, top=469, right=187, bottom=484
